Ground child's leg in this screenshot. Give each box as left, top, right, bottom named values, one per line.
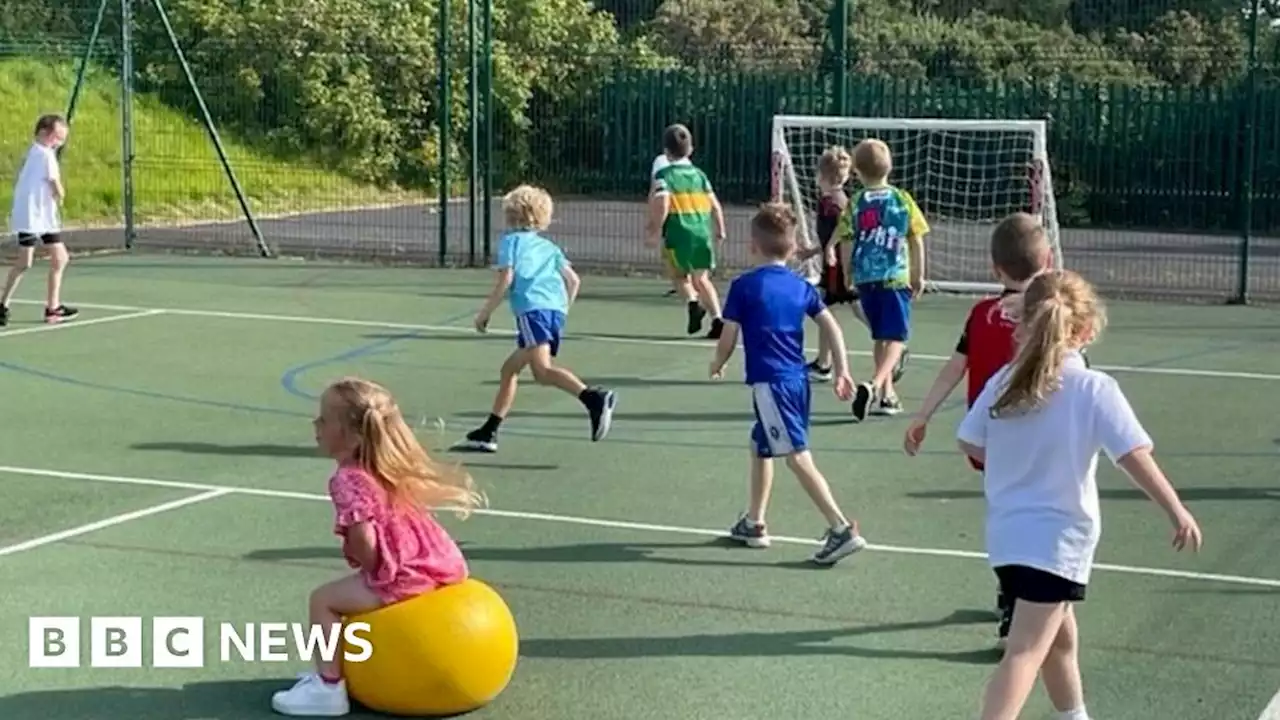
left=44, top=238, right=71, bottom=314
left=980, top=581, right=1072, bottom=720
left=691, top=270, right=721, bottom=319
left=522, top=314, right=617, bottom=442
left=271, top=573, right=382, bottom=716
left=866, top=287, right=911, bottom=414
left=785, top=450, right=866, bottom=565
left=729, top=422, right=778, bottom=548
left=1040, top=606, right=1088, bottom=718
left=0, top=244, right=36, bottom=312
left=454, top=349, right=529, bottom=452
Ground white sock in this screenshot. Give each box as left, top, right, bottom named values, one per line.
left=1056, top=707, right=1089, bottom=720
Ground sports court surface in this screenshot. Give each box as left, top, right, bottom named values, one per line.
left=0, top=254, right=1277, bottom=719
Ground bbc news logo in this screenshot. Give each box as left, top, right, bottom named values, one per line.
left=28, top=617, right=373, bottom=668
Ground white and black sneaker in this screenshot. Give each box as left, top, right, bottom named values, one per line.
left=581, top=387, right=617, bottom=442
left=892, top=347, right=910, bottom=382
left=451, top=428, right=498, bottom=453
left=872, top=395, right=904, bottom=416
left=807, top=360, right=833, bottom=382
left=811, top=524, right=867, bottom=566
left=727, top=514, right=770, bottom=548
left=851, top=382, right=874, bottom=422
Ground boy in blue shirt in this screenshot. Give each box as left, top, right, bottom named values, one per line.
left=829, top=138, right=929, bottom=420
left=710, top=203, right=867, bottom=566
left=453, top=185, right=617, bottom=453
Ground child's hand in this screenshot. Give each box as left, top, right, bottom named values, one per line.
left=1169, top=506, right=1203, bottom=552
left=910, top=277, right=924, bottom=298
left=833, top=373, right=853, bottom=401
left=644, top=234, right=660, bottom=248
left=709, top=361, right=724, bottom=380
left=474, top=309, right=491, bottom=333
left=825, top=247, right=837, bottom=267
left=903, top=417, right=927, bottom=456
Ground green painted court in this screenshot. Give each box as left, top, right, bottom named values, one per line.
left=0, top=255, right=1276, bottom=719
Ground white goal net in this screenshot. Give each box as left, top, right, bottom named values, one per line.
left=770, top=116, right=1061, bottom=294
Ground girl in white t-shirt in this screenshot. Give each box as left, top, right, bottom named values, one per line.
left=3, top=114, right=78, bottom=326
left=957, top=270, right=1202, bottom=720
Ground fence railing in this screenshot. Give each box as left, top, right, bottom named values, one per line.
left=1, top=0, right=1277, bottom=302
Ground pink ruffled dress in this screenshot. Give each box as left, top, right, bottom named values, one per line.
left=328, top=464, right=468, bottom=604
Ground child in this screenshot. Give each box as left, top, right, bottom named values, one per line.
left=271, top=377, right=485, bottom=717
left=453, top=185, right=617, bottom=453
left=646, top=123, right=728, bottom=339
left=803, top=145, right=909, bottom=385
left=956, top=271, right=1202, bottom=720
left=710, top=202, right=866, bottom=565
left=2, top=114, right=78, bottom=326
left=829, top=138, right=927, bottom=421
left=650, top=151, right=682, bottom=298
left=902, top=211, right=1051, bottom=645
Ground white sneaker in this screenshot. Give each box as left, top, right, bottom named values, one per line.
left=271, top=672, right=350, bottom=716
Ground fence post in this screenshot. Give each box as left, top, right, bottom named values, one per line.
left=437, top=0, right=451, bottom=266
left=1235, top=0, right=1262, bottom=305
left=120, top=0, right=136, bottom=249
left=481, top=0, right=494, bottom=265
left=466, top=0, right=479, bottom=266
left=828, top=0, right=849, bottom=116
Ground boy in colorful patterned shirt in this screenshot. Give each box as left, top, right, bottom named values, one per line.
left=646, top=123, right=728, bottom=339
left=828, top=138, right=929, bottom=421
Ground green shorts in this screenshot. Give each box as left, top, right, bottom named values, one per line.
left=663, top=238, right=716, bottom=273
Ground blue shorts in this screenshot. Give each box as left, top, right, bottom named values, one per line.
left=749, top=376, right=811, bottom=459
left=515, top=309, right=565, bottom=356
left=856, top=283, right=912, bottom=342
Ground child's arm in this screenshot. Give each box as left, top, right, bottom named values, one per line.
left=646, top=190, right=670, bottom=248
left=812, top=308, right=853, bottom=399
left=475, top=268, right=512, bottom=332
left=561, top=264, right=581, bottom=305
left=709, top=192, right=727, bottom=243
left=904, top=353, right=967, bottom=456
left=709, top=321, right=738, bottom=378
left=1099, top=379, right=1203, bottom=551
left=955, top=368, right=1000, bottom=465
left=342, top=522, right=379, bottom=569
left=47, top=153, right=64, bottom=202
left=904, top=193, right=930, bottom=295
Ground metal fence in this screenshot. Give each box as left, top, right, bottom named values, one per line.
left=2, top=0, right=1279, bottom=302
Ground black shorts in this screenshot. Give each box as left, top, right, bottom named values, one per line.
left=817, top=250, right=858, bottom=305
left=995, top=564, right=1087, bottom=604
left=17, top=233, right=62, bottom=248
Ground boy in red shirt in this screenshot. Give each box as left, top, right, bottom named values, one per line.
left=902, top=211, right=1052, bottom=649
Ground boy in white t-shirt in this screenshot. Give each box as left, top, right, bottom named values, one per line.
left=3, top=114, right=77, bottom=326
left=957, top=270, right=1202, bottom=720
left=649, top=152, right=683, bottom=297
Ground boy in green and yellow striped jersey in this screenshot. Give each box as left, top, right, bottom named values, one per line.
left=646, top=124, right=728, bottom=339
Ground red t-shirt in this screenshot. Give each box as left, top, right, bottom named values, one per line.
left=954, top=289, right=1020, bottom=470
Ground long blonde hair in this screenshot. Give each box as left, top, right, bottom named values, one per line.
left=325, top=377, right=486, bottom=517
left=990, top=271, right=1106, bottom=418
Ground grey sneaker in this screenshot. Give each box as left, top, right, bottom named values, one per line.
left=812, top=525, right=867, bottom=565
left=727, top=514, right=770, bottom=548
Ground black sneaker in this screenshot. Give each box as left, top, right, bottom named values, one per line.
left=871, top=395, right=903, bottom=416
left=705, top=318, right=724, bottom=339
left=686, top=302, right=706, bottom=335
left=0, top=305, right=9, bottom=328
left=807, top=361, right=832, bottom=382
left=851, top=382, right=874, bottom=422
left=451, top=428, right=498, bottom=453
left=664, top=289, right=678, bottom=297
left=44, top=305, right=78, bottom=324
left=727, top=514, right=770, bottom=548
left=811, top=524, right=867, bottom=566
left=893, top=347, right=910, bottom=382
left=582, top=387, right=617, bottom=442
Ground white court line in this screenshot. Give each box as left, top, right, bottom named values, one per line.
left=10, top=299, right=1280, bottom=381
left=0, top=309, right=165, bottom=338
left=0, top=488, right=230, bottom=558
left=0, top=463, right=1276, bottom=589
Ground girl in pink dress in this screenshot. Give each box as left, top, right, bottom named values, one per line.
left=272, top=377, right=486, bottom=717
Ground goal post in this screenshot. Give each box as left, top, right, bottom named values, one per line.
left=770, top=115, right=1061, bottom=294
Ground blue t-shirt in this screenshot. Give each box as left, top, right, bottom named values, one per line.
left=837, top=184, right=930, bottom=287
left=496, top=230, right=570, bottom=316
left=722, top=264, right=826, bottom=385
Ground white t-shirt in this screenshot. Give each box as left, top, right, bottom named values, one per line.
left=10, top=143, right=61, bottom=234
left=650, top=154, right=669, bottom=180
left=957, top=352, right=1152, bottom=585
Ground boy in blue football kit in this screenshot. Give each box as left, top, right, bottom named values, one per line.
left=453, top=185, right=617, bottom=453
left=829, top=138, right=929, bottom=421
left=710, top=203, right=867, bottom=566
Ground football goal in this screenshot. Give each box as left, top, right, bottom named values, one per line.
left=771, top=115, right=1061, bottom=294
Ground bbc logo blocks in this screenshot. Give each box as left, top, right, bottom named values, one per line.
left=30, top=616, right=207, bottom=668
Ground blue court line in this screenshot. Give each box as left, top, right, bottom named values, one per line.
left=278, top=310, right=477, bottom=401
left=0, top=361, right=305, bottom=418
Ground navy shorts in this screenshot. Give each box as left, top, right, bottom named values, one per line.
left=749, top=376, right=811, bottom=458
left=856, top=283, right=912, bottom=342
left=515, top=309, right=565, bottom=356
